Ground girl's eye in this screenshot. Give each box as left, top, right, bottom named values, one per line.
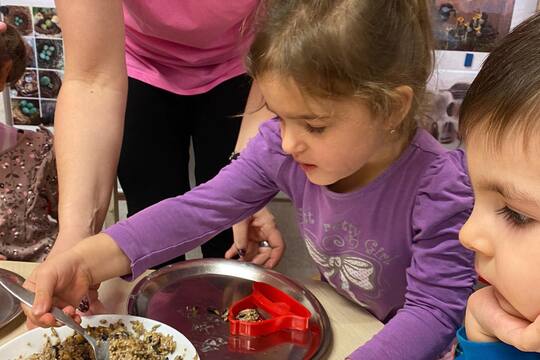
left=306, top=124, right=326, bottom=134
left=496, top=206, right=534, bottom=227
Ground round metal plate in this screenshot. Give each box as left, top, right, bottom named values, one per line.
left=0, top=268, right=25, bottom=329
left=128, top=259, right=331, bottom=359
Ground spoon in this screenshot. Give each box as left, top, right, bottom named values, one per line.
left=0, top=278, right=109, bottom=360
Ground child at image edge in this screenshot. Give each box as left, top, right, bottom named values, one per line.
left=24, top=1, right=475, bottom=359
left=0, top=23, right=58, bottom=262
left=455, top=12, right=540, bottom=360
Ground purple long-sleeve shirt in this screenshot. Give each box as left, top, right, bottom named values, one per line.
left=105, top=119, right=475, bottom=359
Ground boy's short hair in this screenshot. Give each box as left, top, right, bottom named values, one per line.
left=0, top=23, right=26, bottom=84
left=460, top=13, right=540, bottom=149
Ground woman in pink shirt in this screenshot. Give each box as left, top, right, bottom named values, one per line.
left=46, top=1, right=283, bottom=312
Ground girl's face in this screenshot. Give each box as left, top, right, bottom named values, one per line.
left=257, top=73, right=405, bottom=193
left=460, top=130, right=540, bottom=321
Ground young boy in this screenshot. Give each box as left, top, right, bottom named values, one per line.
left=456, top=12, right=540, bottom=359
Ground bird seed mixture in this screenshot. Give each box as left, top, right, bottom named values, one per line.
left=18, top=319, right=184, bottom=360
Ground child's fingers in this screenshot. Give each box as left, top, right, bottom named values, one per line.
left=24, top=303, right=82, bottom=329
left=232, top=217, right=252, bottom=255
left=0, top=22, right=6, bottom=33
left=251, top=214, right=275, bottom=228
left=60, top=306, right=82, bottom=324
left=263, top=229, right=286, bottom=269
left=62, top=305, right=77, bottom=317
left=224, top=243, right=240, bottom=259
left=23, top=307, right=58, bottom=328
left=30, top=274, right=56, bottom=317
left=65, top=309, right=82, bottom=325
left=251, top=247, right=272, bottom=266
left=501, top=316, right=540, bottom=352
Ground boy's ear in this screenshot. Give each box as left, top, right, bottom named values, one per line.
left=388, top=85, right=414, bottom=130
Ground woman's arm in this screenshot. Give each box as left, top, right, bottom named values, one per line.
left=52, top=0, right=127, bottom=252
left=234, top=80, right=275, bottom=152
left=230, top=81, right=285, bottom=267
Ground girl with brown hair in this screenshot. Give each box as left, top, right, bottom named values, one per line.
left=24, top=1, right=474, bottom=359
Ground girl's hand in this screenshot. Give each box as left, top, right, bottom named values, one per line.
left=0, top=254, right=6, bottom=260
left=227, top=207, right=286, bottom=268
left=22, top=248, right=93, bottom=328
left=0, top=22, right=6, bottom=32
left=465, top=286, right=540, bottom=351
left=45, top=232, right=108, bottom=317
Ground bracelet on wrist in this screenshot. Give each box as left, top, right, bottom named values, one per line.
left=229, top=151, right=240, bottom=162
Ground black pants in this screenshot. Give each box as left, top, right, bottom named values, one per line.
left=118, top=75, right=251, bottom=265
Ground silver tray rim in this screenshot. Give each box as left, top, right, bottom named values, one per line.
left=127, top=258, right=332, bottom=359
left=0, top=268, right=25, bottom=329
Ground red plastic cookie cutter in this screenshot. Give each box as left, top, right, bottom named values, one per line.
left=228, top=282, right=312, bottom=336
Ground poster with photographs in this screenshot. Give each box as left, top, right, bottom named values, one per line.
left=425, top=70, right=477, bottom=149
left=432, top=0, right=538, bottom=71
left=425, top=0, right=538, bottom=149
left=432, top=1, right=516, bottom=53
left=1, top=0, right=62, bottom=127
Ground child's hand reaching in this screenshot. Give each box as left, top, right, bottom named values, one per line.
left=465, top=286, right=540, bottom=352
left=24, top=233, right=108, bottom=330
left=0, top=254, right=6, bottom=260
left=0, top=22, right=6, bottom=33
left=228, top=208, right=286, bottom=269
left=22, top=247, right=94, bottom=328
left=48, top=232, right=108, bottom=313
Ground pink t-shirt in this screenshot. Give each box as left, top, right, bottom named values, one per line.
left=123, top=0, right=259, bottom=95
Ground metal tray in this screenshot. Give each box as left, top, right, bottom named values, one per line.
left=128, top=259, right=331, bottom=360
left=0, top=268, right=25, bottom=329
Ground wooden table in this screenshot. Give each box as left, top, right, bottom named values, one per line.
left=0, top=261, right=383, bottom=359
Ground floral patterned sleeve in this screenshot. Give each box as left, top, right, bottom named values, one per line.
left=42, top=139, right=58, bottom=219
left=0, top=126, right=58, bottom=261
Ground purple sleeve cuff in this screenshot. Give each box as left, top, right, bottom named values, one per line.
left=347, top=310, right=456, bottom=360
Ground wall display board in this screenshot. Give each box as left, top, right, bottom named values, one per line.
left=1, top=0, right=61, bottom=127
left=427, top=0, right=537, bottom=148
left=1, top=1, right=539, bottom=133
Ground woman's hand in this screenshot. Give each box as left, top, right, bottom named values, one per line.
left=22, top=247, right=93, bottom=328
left=227, top=207, right=286, bottom=269
left=465, top=286, right=540, bottom=352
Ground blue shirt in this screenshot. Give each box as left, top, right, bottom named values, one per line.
left=456, top=326, right=540, bottom=359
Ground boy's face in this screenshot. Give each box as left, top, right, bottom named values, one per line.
left=257, top=73, right=401, bottom=193
left=460, top=130, right=540, bottom=321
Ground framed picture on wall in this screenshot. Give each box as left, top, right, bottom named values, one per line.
left=1, top=0, right=61, bottom=128
left=430, top=0, right=538, bottom=71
